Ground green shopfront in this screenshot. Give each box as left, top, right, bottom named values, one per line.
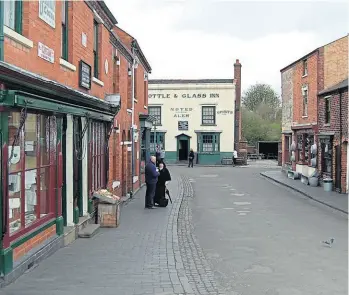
left=0, top=62, right=118, bottom=281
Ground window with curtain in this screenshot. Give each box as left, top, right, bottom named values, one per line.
left=4, top=0, right=22, bottom=33
left=148, top=106, right=161, bottom=126
left=197, top=133, right=220, bottom=153
left=202, top=106, right=216, bottom=125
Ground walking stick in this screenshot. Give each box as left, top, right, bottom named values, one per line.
left=165, top=187, right=172, bottom=204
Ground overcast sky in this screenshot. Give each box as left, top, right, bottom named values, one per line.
left=104, top=0, right=348, bottom=95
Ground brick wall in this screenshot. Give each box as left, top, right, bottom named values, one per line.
left=4, top=1, right=113, bottom=99
left=324, top=35, right=348, bottom=89
left=281, top=67, right=294, bottom=132
left=13, top=224, right=56, bottom=261
left=292, top=52, right=320, bottom=124
left=318, top=90, right=348, bottom=192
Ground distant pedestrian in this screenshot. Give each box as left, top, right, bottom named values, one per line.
left=144, top=156, right=160, bottom=209
left=160, top=147, right=166, bottom=163
left=233, top=150, right=238, bottom=166
left=188, top=149, right=195, bottom=168
left=155, top=145, right=161, bottom=167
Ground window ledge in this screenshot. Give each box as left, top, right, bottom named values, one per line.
left=144, top=106, right=148, bottom=109
left=134, top=98, right=138, bottom=103
left=92, top=77, right=104, bottom=87
left=324, top=123, right=330, bottom=127
left=59, top=58, right=76, bottom=72
left=4, top=26, right=33, bottom=49
left=302, top=116, right=308, bottom=118
left=302, top=74, right=308, bottom=78
left=201, top=124, right=217, bottom=127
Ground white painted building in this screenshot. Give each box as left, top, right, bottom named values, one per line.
left=148, top=79, right=238, bottom=165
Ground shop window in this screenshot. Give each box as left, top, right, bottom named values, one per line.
left=4, top=0, right=22, bottom=34
left=304, top=134, right=314, bottom=165
left=148, top=106, right=161, bottom=126
left=61, top=0, right=69, bottom=60
left=202, top=106, right=216, bottom=125
left=89, top=121, right=107, bottom=194
left=7, top=112, right=57, bottom=239
left=197, top=133, right=220, bottom=153
left=93, top=20, right=99, bottom=78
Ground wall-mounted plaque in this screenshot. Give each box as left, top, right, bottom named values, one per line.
left=178, top=121, right=189, bottom=131
left=79, top=60, right=91, bottom=90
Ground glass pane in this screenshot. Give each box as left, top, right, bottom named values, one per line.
left=8, top=112, right=22, bottom=173
left=50, top=116, right=57, bottom=164
left=40, top=115, right=50, bottom=166
left=25, top=114, right=38, bottom=170
left=25, top=169, right=37, bottom=227
left=4, top=0, right=15, bottom=30
left=9, top=172, right=22, bottom=235
left=40, top=166, right=50, bottom=216
left=61, top=0, right=66, bottom=24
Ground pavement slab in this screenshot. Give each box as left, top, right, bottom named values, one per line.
left=261, top=170, right=348, bottom=214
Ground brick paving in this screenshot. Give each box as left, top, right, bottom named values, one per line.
left=0, top=170, right=223, bottom=295
left=178, top=176, right=224, bottom=295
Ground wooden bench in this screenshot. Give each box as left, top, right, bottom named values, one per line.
left=248, top=153, right=259, bottom=160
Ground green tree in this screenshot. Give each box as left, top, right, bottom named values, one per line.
left=242, top=83, right=280, bottom=112
left=241, top=83, right=281, bottom=145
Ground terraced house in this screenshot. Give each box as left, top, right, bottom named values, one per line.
left=281, top=35, right=348, bottom=193
left=0, top=0, right=152, bottom=284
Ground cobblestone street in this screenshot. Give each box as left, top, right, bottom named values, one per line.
left=1, top=165, right=347, bottom=295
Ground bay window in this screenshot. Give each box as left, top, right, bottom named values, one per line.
left=7, top=112, right=58, bottom=240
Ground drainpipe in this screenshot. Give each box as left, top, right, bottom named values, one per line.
left=0, top=0, right=4, bottom=61
left=131, top=44, right=136, bottom=197
left=339, top=89, right=343, bottom=192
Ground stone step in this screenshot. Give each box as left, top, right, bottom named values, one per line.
left=78, top=224, right=100, bottom=238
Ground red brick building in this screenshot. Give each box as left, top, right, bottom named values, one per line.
left=0, top=0, right=152, bottom=284
left=281, top=35, right=348, bottom=192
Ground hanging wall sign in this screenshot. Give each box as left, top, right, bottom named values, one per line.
left=79, top=60, right=92, bottom=90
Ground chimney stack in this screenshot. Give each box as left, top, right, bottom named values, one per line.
left=234, top=59, right=242, bottom=151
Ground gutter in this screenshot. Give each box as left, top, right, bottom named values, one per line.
left=0, top=0, right=4, bottom=61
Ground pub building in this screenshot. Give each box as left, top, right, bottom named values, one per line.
left=147, top=60, right=242, bottom=165
left=0, top=61, right=120, bottom=280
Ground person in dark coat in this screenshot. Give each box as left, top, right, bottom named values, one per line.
left=188, top=148, right=195, bottom=168
left=154, top=162, right=171, bottom=206
left=144, top=156, right=160, bottom=209
left=155, top=145, right=161, bottom=167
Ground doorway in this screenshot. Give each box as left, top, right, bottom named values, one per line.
left=335, top=145, right=341, bottom=192
left=176, top=134, right=191, bottom=161
left=179, top=139, right=189, bottom=160
left=73, top=117, right=83, bottom=217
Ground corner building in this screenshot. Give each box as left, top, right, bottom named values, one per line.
left=148, top=69, right=241, bottom=165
